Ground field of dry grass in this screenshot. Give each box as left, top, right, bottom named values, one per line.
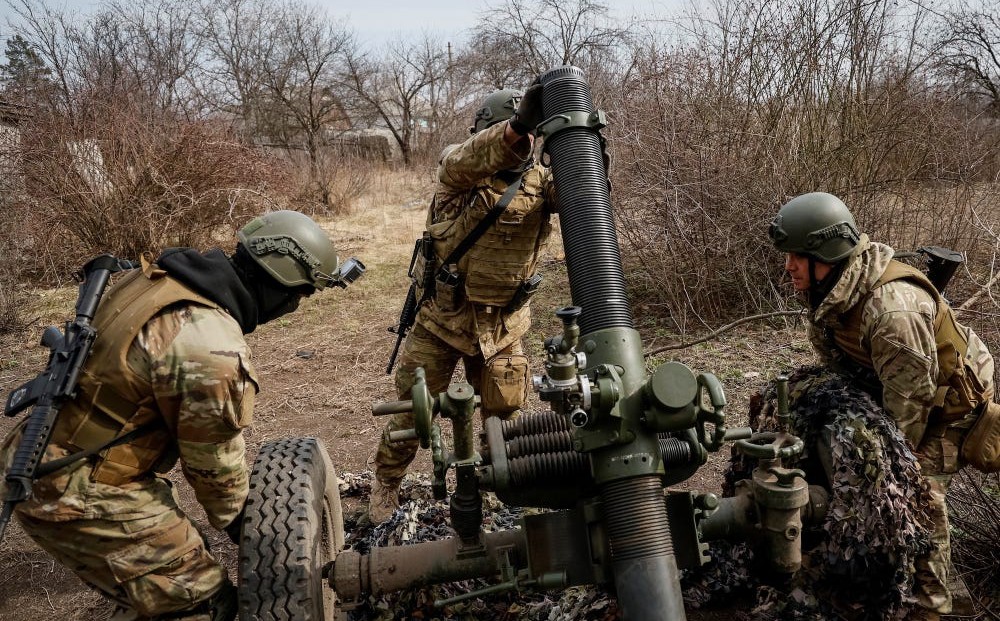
left=0, top=168, right=820, bottom=620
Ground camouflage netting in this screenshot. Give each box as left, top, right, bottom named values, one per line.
left=685, top=366, right=936, bottom=620
left=336, top=366, right=936, bottom=621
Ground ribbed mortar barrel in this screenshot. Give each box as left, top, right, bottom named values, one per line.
left=602, top=475, right=686, bottom=620
left=539, top=66, right=632, bottom=335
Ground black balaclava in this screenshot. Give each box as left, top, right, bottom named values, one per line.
left=229, top=244, right=313, bottom=325
left=156, top=247, right=259, bottom=333
left=807, top=256, right=846, bottom=309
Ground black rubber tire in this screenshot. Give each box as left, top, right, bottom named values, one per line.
left=238, top=437, right=345, bottom=620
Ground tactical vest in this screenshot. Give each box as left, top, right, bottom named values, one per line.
left=50, top=259, right=219, bottom=485
left=832, top=260, right=987, bottom=423
left=432, top=166, right=551, bottom=308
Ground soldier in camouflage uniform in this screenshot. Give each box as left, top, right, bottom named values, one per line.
left=768, top=192, right=995, bottom=620
left=0, top=211, right=348, bottom=620
left=368, top=85, right=557, bottom=524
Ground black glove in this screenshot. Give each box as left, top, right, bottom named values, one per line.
left=510, top=82, right=544, bottom=136
left=223, top=506, right=245, bottom=545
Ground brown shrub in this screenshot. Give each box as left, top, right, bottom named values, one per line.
left=11, top=103, right=287, bottom=283
left=605, top=2, right=1000, bottom=333
left=282, top=149, right=374, bottom=217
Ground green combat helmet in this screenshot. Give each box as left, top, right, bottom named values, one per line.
left=471, top=89, right=521, bottom=134
left=237, top=210, right=347, bottom=289
left=768, top=192, right=860, bottom=263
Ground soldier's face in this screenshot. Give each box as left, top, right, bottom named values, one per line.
left=784, top=252, right=832, bottom=291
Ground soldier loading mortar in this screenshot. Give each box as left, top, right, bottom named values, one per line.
left=229, top=67, right=832, bottom=621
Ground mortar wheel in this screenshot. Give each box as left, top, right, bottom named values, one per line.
left=237, top=437, right=345, bottom=620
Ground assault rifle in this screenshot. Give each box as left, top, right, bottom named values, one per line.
left=894, top=246, right=965, bottom=295
left=386, top=233, right=435, bottom=374
left=919, top=246, right=964, bottom=295
left=0, top=254, right=135, bottom=539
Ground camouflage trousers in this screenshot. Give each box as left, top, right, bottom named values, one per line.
left=15, top=497, right=231, bottom=619
left=912, top=428, right=962, bottom=616
left=0, top=421, right=233, bottom=619
left=374, top=322, right=526, bottom=485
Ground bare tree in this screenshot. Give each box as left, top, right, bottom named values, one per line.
left=468, top=0, right=629, bottom=83
left=6, top=0, right=87, bottom=114
left=6, top=0, right=203, bottom=120
left=194, top=0, right=281, bottom=138
left=250, top=1, right=352, bottom=203
left=937, top=0, right=1000, bottom=114
left=343, top=34, right=457, bottom=165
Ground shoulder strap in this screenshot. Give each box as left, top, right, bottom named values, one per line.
left=875, top=260, right=940, bottom=300
left=33, top=420, right=165, bottom=478
left=439, top=172, right=524, bottom=270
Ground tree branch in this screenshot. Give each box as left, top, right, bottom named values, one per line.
left=644, top=310, right=806, bottom=357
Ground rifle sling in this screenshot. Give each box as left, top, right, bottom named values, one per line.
left=33, top=421, right=164, bottom=479
left=438, top=171, right=525, bottom=272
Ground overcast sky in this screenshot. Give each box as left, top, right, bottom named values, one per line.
left=1, top=0, right=688, bottom=50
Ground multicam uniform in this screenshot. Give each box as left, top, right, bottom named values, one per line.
left=805, top=236, right=995, bottom=615
left=0, top=261, right=254, bottom=619
left=375, top=119, right=557, bottom=485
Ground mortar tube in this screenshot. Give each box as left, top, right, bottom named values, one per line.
left=540, top=66, right=631, bottom=335
left=539, top=65, right=685, bottom=620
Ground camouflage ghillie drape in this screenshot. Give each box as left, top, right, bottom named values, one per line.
left=684, top=366, right=936, bottom=620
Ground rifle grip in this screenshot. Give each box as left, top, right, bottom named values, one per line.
left=40, top=326, right=64, bottom=350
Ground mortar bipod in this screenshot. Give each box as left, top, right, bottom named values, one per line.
left=371, top=367, right=485, bottom=545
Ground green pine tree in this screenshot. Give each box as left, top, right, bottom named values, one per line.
left=1, top=34, right=52, bottom=104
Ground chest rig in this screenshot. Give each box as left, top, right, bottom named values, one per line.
left=828, top=260, right=986, bottom=423
left=50, top=260, right=219, bottom=485
left=429, top=166, right=551, bottom=310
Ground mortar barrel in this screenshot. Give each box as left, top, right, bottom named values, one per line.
left=540, top=66, right=631, bottom=335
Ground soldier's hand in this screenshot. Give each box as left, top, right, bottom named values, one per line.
left=510, top=82, right=544, bottom=136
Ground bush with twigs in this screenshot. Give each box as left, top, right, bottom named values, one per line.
left=605, top=1, right=1000, bottom=336
left=947, top=470, right=1000, bottom=615
left=9, top=102, right=288, bottom=284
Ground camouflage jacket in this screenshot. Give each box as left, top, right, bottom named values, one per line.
left=1, top=291, right=254, bottom=529
left=807, top=237, right=994, bottom=445
left=416, top=120, right=557, bottom=359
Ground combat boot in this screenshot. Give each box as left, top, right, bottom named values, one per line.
left=947, top=561, right=975, bottom=616
left=368, top=477, right=401, bottom=524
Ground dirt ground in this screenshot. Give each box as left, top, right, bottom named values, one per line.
left=0, top=169, right=818, bottom=620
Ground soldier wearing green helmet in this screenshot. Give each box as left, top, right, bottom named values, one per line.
left=769, top=192, right=995, bottom=620
left=368, top=83, right=557, bottom=524
left=470, top=88, right=522, bottom=134
left=0, top=210, right=362, bottom=620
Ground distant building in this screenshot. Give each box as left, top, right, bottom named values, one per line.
left=0, top=99, right=30, bottom=127
left=0, top=99, right=28, bottom=197
left=327, top=128, right=402, bottom=162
